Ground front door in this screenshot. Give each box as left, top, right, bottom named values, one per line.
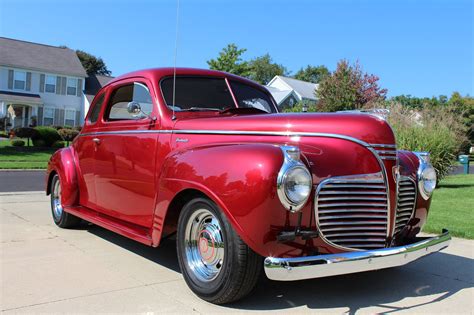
left=93, top=80, right=158, bottom=228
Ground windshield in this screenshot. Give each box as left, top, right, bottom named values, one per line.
left=160, top=76, right=276, bottom=113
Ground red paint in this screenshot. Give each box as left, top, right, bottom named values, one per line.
left=46, top=68, right=432, bottom=258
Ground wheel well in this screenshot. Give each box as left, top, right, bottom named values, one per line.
left=162, top=189, right=208, bottom=237
left=46, top=171, right=57, bottom=196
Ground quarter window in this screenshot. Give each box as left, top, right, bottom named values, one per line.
left=89, top=93, right=105, bottom=123
left=230, top=81, right=275, bottom=113
left=106, top=82, right=153, bottom=120
left=14, top=71, right=26, bottom=90
left=43, top=108, right=55, bottom=126
left=67, top=78, right=77, bottom=95
left=65, top=109, right=75, bottom=126
left=45, top=75, right=56, bottom=93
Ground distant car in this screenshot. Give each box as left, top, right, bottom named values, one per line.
left=46, top=68, right=450, bottom=304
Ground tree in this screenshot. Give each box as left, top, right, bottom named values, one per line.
left=76, top=50, right=111, bottom=76
left=247, top=54, right=288, bottom=84
left=316, top=60, right=387, bottom=112
left=294, top=65, right=330, bottom=83
left=207, top=44, right=250, bottom=77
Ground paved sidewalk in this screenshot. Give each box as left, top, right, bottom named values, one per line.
left=1, top=192, right=473, bottom=314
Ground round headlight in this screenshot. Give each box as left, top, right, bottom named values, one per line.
left=419, top=165, right=437, bottom=199
left=282, top=166, right=312, bottom=208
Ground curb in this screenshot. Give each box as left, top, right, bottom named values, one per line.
left=0, top=169, right=46, bottom=172
left=0, top=191, right=44, bottom=196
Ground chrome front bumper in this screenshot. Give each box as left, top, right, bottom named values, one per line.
left=264, top=230, right=451, bottom=281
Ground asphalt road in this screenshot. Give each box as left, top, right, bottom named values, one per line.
left=1, top=165, right=473, bottom=193
left=0, top=191, right=473, bottom=313
left=0, top=170, right=45, bottom=192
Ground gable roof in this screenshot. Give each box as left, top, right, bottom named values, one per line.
left=0, top=37, right=87, bottom=77
left=265, top=86, right=294, bottom=104
left=84, top=74, right=114, bottom=103
left=268, top=76, right=318, bottom=100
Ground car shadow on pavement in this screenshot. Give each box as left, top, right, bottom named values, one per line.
left=84, top=223, right=181, bottom=273
left=230, top=252, right=473, bottom=313
left=83, top=223, right=472, bottom=313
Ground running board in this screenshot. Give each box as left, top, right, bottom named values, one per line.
left=64, top=205, right=153, bottom=246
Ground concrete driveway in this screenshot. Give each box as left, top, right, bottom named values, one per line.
left=1, top=191, right=473, bottom=314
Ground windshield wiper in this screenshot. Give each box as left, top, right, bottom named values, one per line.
left=180, top=107, right=221, bottom=112
left=219, top=107, right=268, bottom=114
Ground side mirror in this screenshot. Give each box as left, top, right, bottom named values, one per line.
left=127, top=101, right=141, bottom=115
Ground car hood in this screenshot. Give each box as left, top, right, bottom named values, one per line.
left=173, top=112, right=396, bottom=145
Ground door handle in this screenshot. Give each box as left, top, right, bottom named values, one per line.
left=92, top=138, right=101, bottom=145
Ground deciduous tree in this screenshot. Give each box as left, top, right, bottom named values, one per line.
left=294, top=65, right=329, bottom=84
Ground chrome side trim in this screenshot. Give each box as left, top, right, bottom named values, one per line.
left=264, top=230, right=451, bottom=281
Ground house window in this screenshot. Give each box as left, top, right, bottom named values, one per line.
left=67, top=78, right=77, bottom=96
left=43, top=108, right=55, bottom=126
left=45, top=75, right=56, bottom=93
left=65, top=109, right=75, bottom=126
left=14, top=71, right=26, bottom=90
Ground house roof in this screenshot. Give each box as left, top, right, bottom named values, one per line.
left=84, top=74, right=114, bottom=103
left=0, top=90, right=43, bottom=104
left=0, top=37, right=87, bottom=77
left=269, top=76, right=318, bottom=100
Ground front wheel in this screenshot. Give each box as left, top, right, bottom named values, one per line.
left=176, top=197, right=262, bottom=304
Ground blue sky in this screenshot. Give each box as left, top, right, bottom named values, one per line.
left=0, top=0, right=472, bottom=97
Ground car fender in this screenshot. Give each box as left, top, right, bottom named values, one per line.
left=153, top=142, right=294, bottom=256
left=46, top=147, right=79, bottom=207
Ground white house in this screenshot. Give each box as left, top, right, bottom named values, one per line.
left=0, top=37, right=87, bottom=129
left=266, top=75, right=318, bottom=109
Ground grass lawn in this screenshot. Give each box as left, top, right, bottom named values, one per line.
left=422, top=174, right=474, bottom=239
left=0, top=139, right=56, bottom=169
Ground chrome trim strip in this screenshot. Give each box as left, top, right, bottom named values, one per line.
left=264, top=230, right=451, bottom=281
left=369, top=143, right=397, bottom=148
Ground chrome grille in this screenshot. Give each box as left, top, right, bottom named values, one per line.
left=315, top=172, right=389, bottom=250
left=394, top=176, right=417, bottom=234
left=370, top=144, right=397, bottom=160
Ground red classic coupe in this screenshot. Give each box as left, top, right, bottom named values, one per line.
left=46, top=68, right=450, bottom=304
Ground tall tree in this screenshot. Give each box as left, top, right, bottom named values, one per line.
left=247, top=54, right=288, bottom=84
left=76, top=50, right=111, bottom=76
left=316, top=60, right=387, bottom=112
left=207, top=44, right=250, bottom=77
left=294, top=65, right=329, bottom=83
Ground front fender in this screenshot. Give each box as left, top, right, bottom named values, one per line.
left=46, top=147, right=79, bottom=207
left=155, top=143, right=311, bottom=257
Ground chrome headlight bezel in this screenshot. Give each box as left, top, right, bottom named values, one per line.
left=277, top=146, right=312, bottom=212
left=414, top=152, right=437, bottom=200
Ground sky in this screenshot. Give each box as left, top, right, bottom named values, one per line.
left=0, top=0, right=472, bottom=97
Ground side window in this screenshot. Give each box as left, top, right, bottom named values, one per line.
left=106, top=82, right=153, bottom=120
left=89, top=93, right=105, bottom=123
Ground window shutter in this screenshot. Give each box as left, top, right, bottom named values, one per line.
left=40, top=74, right=45, bottom=92
left=8, top=70, right=13, bottom=89
left=56, top=77, right=61, bottom=94
left=61, top=77, right=67, bottom=95
left=54, top=108, right=60, bottom=125
left=75, top=110, right=81, bottom=126
left=59, top=109, right=65, bottom=125
left=76, top=78, right=82, bottom=97
left=37, top=107, right=43, bottom=125
left=26, top=72, right=32, bottom=91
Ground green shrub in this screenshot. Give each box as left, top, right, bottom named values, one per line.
left=388, top=103, right=468, bottom=180
left=32, top=139, right=46, bottom=147
left=11, top=139, right=25, bottom=147
left=52, top=140, right=65, bottom=148
left=58, top=128, right=80, bottom=145
left=12, top=127, right=38, bottom=146
left=282, top=101, right=317, bottom=113
left=32, top=127, right=61, bottom=147
left=0, top=131, right=8, bottom=138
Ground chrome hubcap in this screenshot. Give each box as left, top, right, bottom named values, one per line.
left=52, top=178, right=63, bottom=219
left=184, top=209, right=224, bottom=282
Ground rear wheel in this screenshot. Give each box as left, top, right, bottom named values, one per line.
left=176, top=197, right=262, bottom=304
left=50, top=174, right=81, bottom=228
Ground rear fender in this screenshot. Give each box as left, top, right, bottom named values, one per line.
left=46, top=147, right=79, bottom=207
